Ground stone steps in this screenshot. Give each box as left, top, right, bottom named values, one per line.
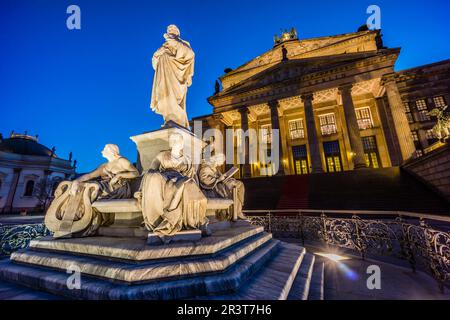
left=10, top=232, right=273, bottom=283
left=198, top=242, right=308, bottom=300
left=307, top=261, right=325, bottom=300
left=0, top=239, right=280, bottom=299
left=0, top=221, right=324, bottom=300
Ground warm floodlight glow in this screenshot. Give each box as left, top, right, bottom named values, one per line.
left=314, top=252, right=350, bottom=262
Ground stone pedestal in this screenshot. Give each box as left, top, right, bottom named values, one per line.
left=130, top=121, right=204, bottom=172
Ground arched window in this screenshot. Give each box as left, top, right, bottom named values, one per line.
left=24, top=180, right=35, bottom=197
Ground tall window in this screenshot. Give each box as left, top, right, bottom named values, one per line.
left=404, top=102, right=414, bottom=123
left=260, top=124, right=272, bottom=144
left=433, top=96, right=447, bottom=108
left=292, top=145, right=309, bottom=175
left=319, top=113, right=337, bottom=136
left=24, top=180, right=35, bottom=197
left=355, top=107, right=373, bottom=130
left=415, top=99, right=431, bottom=122
left=362, top=136, right=380, bottom=168
left=411, top=130, right=423, bottom=156
left=289, top=119, right=305, bottom=139
left=323, top=140, right=342, bottom=172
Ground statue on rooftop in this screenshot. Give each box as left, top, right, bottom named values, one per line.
left=150, top=24, right=195, bottom=129
left=429, top=105, right=450, bottom=141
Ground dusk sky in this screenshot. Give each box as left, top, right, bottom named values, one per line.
left=1, top=0, right=449, bottom=172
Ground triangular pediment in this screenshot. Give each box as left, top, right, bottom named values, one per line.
left=217, top=50, right=382, bottom=96
left=220, top=30, right=381, bottom=90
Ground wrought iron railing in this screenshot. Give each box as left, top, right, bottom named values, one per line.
left=245, top=209, right=450, bottom=292
left=0, top=223, right=50, bottom=257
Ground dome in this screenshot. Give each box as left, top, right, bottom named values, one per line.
left=0, top=134, right=56, bottom=157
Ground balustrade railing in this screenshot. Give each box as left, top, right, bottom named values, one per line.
left=0, top=223, right=50, bottom=257
left=245, top=209, right=450, bottom=291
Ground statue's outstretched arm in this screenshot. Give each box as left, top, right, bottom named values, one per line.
left=76, top=165, right=105, bottom=183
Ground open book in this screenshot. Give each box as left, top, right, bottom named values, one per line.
left=221, top=166, right=239, bottom=183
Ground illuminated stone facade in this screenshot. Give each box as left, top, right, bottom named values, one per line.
left=0, top=133, right=75, bottom=213
left=194, top=29, right=450, bottom=178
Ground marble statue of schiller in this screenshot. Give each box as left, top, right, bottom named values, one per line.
left=150, top=25, right=195, bottom=128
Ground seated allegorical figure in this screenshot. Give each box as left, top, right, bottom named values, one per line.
left=136, top=133, right=208, bottom=242
left=45, top=144, right=139, bottom=238
left=198, top=153, right=246, bottom=220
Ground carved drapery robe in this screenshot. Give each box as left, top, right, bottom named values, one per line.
left=150, top=36, right=195, bottom=128
left=138, top=151, right=207, bottom=239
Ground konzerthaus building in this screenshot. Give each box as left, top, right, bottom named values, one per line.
left=193, top=28, right=450, bottom=178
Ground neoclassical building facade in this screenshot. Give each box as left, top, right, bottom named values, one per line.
left=0, top=133, right=76, bottom=214
left=193, top=29, right=450, bottom=178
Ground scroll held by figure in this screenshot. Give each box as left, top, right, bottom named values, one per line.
left=136, top=133, right=208, bottom=243
left=150, top=24, right=195, bottom=128
left=45, top=144, right=139, bottom=238
left=198, top=153, right=246, bottom=220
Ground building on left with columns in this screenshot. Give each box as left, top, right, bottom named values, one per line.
left=192, top=28, right=450, bottom=178
left=0, top=132, right=76, bottom=214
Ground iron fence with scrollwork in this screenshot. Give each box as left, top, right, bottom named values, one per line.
left=0, top=223, right=51, bottom=257
left=245, top=209, right=450, bottom=291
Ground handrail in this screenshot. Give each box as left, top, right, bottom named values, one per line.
left=242, top=209, right=450, bottom=223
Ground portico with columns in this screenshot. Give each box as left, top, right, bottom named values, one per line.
left=195, top=29, right=417, bottom=178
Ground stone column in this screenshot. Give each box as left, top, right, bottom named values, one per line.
left=301, top=93, right=323, bottom=173
left=238, top=107, right=252, bottom=178
left=3, top=168, right=21, bottom=214
left=375, top=97, right=402, bottom=166
left=339, top=84, right=367, bottom=169
left=382, top=75, right=416, bottom=161
left=268, top=100, right=285, bottom=175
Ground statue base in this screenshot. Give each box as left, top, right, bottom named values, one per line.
left=130, top=121, right=204, bottom=172
left=0, top=221, right=324, bottom=300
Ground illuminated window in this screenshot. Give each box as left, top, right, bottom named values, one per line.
left=260, top=124, right=272, bottom=144
left=292, top=145, right=309, bottom=175
left=289, top=119, right=305, bottom=139
left=416, top=99, right=428, bottom=110
left=319, top=113, right=337, bottom=136
left=362, top=136, right=380, bottom=168
left=416, top=149, right=423, bottom=157
left=433, top=96, right=447, bottom=108
left=323, top=140, right=342, bottom=172
left=404, top=102, right=414, bottom=123
left=425, top=129, right=434, bottom=140
left=415, top=99, right=431, bottom=122
left=411, top=131, right=419, bottom=142
left=24, top=180, right=35, bottom=197
left=355, top=107, right=373, bottom=130
left=403, top=102, right=411, bottom=113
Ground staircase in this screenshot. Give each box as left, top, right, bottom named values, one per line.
left=0, top=221, right=323, bottom=300
left=243, top=167, right=450, bottom=214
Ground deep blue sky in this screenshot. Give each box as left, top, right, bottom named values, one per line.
left=1, top=0, right=449, bottom=172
